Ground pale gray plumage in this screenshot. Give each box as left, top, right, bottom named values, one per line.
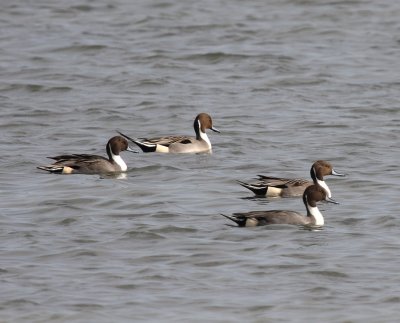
left=118, top=113, right=220, bottom=154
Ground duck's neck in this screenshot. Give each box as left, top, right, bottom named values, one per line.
left=107, top=144, right=127, bottom=171
left=195, top=120, right=212, bottom=148
left=316, top=179, right=331, bottom=198
left=307, top=204, right=324, bottom=226
left=112, top=154, right=127, bottom=171
left=311, top=167, right=331, bottom=198
left=200, top=131, right=211, bottom=148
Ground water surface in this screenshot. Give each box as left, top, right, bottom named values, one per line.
left=1, top=0, right=400, bottom=322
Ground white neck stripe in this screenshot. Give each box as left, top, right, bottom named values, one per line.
left=200, top=131, right=211, bottom=148
left=111, top=151, right=127, bottom=171
left=317, top=179, right=331, bottom=198
left=308, top=204, right=324, bottom=226
left=198, top=120, right=212, bottom=148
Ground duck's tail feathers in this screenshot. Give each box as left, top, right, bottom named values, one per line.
left=117, top=131, right=157, bottom=153
left=37, top=165, right=64, bottom=174
left=236, top=180, right=268, bottom=196
left=220, top=213, right=246, bottom=227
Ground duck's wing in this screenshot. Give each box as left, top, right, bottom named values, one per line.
left=141, top=135, right=196, bottom=146
left=49, top=154, right=108, bottom=164
left=257, top=175, right=310, bottom=187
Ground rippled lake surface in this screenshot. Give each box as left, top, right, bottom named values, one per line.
left=1, top=0, right=400, bottom=322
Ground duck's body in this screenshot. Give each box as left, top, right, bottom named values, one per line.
left=37, top=136, right=136, bottom=174
left=238, top=160, right=345, bottom=198
left=223, top=210, right=314, bottom=226
left=118, top=113, right=219, bottom=154
left=222, top=184, right=338, bottom=227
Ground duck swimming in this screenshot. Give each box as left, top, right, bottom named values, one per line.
left=118, top=113, right=220, bottom=154
left=237, top=160, right=345, bottom=198
left=37, top=136, right=136, bottom=174
left=222, top=184, right=338, bottom=227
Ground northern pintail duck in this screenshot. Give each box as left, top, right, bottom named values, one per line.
left=37, top=136, right=136, bottom=174
left=118, top=113, right=220, bottom=153
left=222, top=184, right=338, bottom=227
left=238, top=160, right=345, bottom=198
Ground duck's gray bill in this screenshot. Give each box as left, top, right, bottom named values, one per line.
left=331, top=169, right=345, bottom=177
left=326, top=196, right=339, bottom=204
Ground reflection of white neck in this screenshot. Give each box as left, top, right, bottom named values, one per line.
left=198, top=120, right=212, bottom=149
left=111, top=151, right=127, bottom=171
left=317, top=179, right=331, bottom=198
left=309, top=205, right=324, bottom=226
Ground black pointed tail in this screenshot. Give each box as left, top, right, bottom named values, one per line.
left=117, top=131, right=157, bottom=153
left=37, top=166, right=64, bottom=174
left=220, top=213, right=247, bottom=227
left=237, top=180, right=268, bottom=196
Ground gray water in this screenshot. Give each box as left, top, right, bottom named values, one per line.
left=1, top=0, right=400, bottom=322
